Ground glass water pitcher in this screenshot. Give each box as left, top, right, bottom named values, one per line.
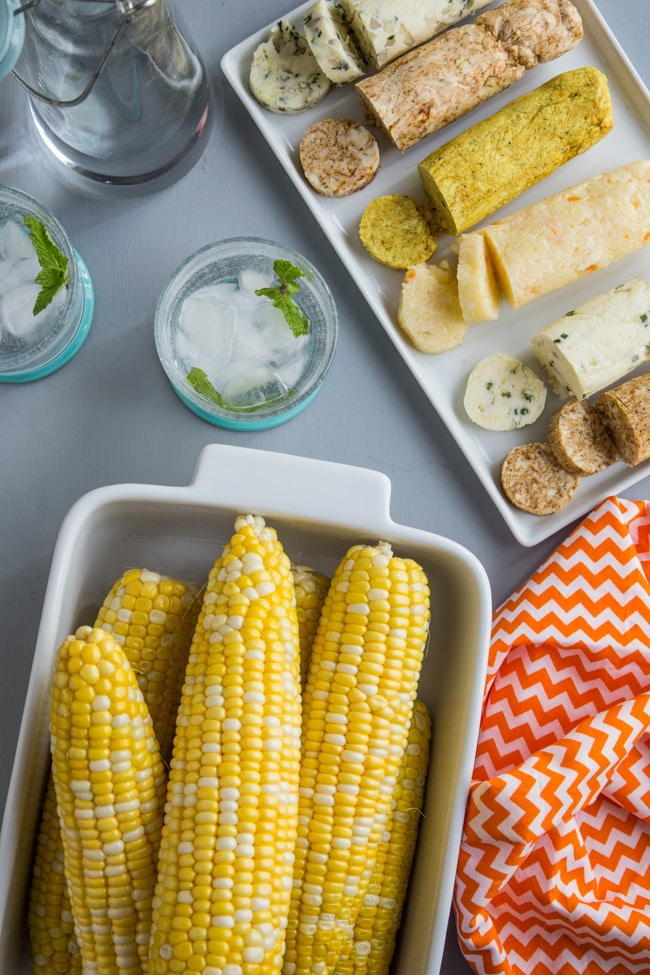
left=9, top=0, right=213, bottom=189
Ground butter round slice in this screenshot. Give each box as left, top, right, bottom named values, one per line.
left=464, top=353, right=546, bottom=431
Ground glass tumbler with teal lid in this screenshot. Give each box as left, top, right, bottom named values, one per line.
left=0, top=185, right=95, bottom=382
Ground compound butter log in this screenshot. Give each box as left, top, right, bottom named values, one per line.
left=481, top=161, right=650, bottom=309
left=355, top=0, right=583, bottom=151
left=417, top=67, right=613, bottom=235
left=597, top=372, right=650, bottom=466
left=339, top=0, right=495, bottom=72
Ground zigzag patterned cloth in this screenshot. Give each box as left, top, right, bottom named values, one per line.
left=454, top=496, right=650, bottom=975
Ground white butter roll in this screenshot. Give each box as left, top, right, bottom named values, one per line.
left=339, top=0, right=493, bottom=70
left=481, top=161, right=650, bottom=309
left=532, top=278, right=650, bottom=400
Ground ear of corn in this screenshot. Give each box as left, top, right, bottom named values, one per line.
left=28, top=570, right=200, bottom=975
left=48, top=625, right=166, bottom=975
left=28, top=775, right=82, bottom=975
left=334, top=699, right=432, bottom=975
left=148, top=514, right=302, bottom=975
left=292, top=564, right=330, bottom=686
left=94, top=568, right=201, bottom=765
left=283, top=541, right=430, bottom=975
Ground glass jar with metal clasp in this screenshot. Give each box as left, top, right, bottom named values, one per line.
left=2, top=0, right=214, bottom=191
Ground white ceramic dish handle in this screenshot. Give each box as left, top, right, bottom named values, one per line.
left=187, top=444, right=395, bottom=533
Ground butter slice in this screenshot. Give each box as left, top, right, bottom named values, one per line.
left=464, top=353, right=546, bottom=430
left=457, top=233, right=501, bottom=324
left=303, top=0, right=367, bottom=82
left=398, top=262, right=467, bottom=353
left=532, top=277, right=650, bottom=399
left=249, top=20, right=331, bottom=114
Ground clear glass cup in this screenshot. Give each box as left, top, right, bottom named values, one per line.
left=0, top=184, right=94, bottom=382
left=12, top=0, right=213, bottom=189
left=154, top=237, right=339, bottom=431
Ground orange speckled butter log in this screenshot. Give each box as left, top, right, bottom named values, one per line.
left=481, top=161, right=650, bottom=309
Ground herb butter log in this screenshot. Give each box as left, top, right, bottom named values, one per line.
left=339, top=0, right=495, bottom=71
left=355, top=0, right=583, bottom=151
left=532, top=278, right=650, bottom=400
left=481, top=161, right=650, bottom=309
left=418, top=67, right=613, bottom=235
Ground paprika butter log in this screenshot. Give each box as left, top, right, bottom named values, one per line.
left=418, top=66, right=613, bottom=236
left=480, top=161, right=650, bottom=309
left=355, top=0, right=583, bottom=151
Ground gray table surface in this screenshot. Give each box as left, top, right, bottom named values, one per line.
left=1, top=1, right=648, bottom=972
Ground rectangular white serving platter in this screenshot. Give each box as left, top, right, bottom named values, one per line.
left=221, top=0, right=650, bottom=547
left=0, top=444, right=492, bottom=975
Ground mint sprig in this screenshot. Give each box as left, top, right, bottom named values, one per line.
left=255, top=258, right=309, bottom=337
left=24, top=215, right=70, bottom=315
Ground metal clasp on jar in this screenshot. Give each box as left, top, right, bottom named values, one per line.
left=11, top=0, right=158, bottom=106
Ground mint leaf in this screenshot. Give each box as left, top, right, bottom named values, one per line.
left=255, top=258, right=309, bottom=337
left=24, top=214, right=70, bottom=315
left=186, top=367, right=225, bottom=407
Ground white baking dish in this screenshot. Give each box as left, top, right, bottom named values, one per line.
left=0, top=444, right=491, bottom=975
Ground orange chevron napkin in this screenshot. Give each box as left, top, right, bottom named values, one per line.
left=454, top=496, right=650, bottom=975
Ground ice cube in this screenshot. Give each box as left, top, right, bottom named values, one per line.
left=0, top=222, right=40, bottom=292
left=235, top=299, right=304, bottom=367
left=220, top=364, right=289, bottom=410
left=0, top=284, right=43, bottom=338
left=238, top=266, right=274, bottom=299
left=178, top=288, right=236, bottom=367
left=0, top=217, right=36, bottom=263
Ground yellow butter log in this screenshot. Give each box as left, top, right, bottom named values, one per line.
left=417, top=67, right=613, bottom=236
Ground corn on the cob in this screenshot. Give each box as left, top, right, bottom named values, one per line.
left=283, top=541, right=430, bottom=975
left=28, top=775, right=82, bottom=975
left=49, top=625, right=166, bottom=975
left=148, top=514, right=302, bottom=975
left=292, top=564, right=330, bottom=686
left=334, top=699, right=432, bottom=975
left=95, top=568, right=201, bottom=764
left=29, top=569, right=200, bottom=975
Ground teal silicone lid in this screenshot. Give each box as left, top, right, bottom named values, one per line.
left=0, top=0, right=24, bottom=81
